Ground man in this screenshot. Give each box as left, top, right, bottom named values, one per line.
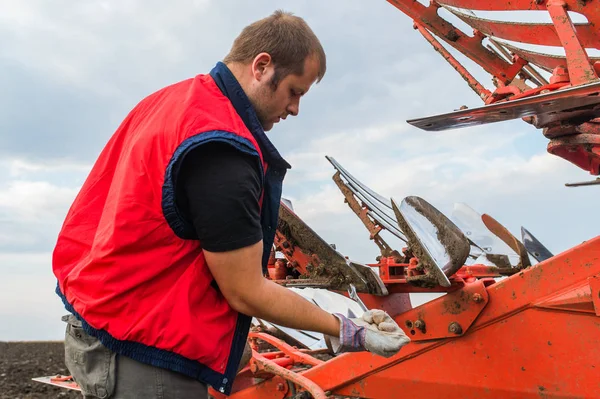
left=53, top=10, right=410, bottom=398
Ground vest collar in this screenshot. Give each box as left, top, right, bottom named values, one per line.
left=209, top=62, right=291, bottom=170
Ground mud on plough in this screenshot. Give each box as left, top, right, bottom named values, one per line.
left=35, top=0, right=600, bottom=397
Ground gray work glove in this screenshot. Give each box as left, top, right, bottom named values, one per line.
left=327, top=309, right=411, bottom=358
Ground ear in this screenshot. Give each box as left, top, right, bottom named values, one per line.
left=251, top=52, right=273, bottom=82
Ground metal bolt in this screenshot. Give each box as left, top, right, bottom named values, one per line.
left=414, top=320, right=426, bottom=331
left=448, top=322, right=463, bottom=335
left=276, top=383, right=285, bottom=391
left=473, top=293, right=483, bottom=303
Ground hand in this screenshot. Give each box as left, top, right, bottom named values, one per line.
left=327, top=309, right=410, bottom=358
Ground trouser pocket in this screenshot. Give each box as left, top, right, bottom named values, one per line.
left=62, top=314, right=116, bottom=399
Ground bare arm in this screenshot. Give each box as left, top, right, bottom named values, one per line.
left=203, top=240, right=340, bottom=337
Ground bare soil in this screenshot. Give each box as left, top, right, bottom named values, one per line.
left=0, top=341, right=80, bottom=399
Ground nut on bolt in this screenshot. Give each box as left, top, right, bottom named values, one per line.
left=448, top=322, right=463, bottom=335
left=414, top=319, right=426, bottom=332
left=473, top=293, right=483, bottom=303
left=276, top=383, right=285, bottom=391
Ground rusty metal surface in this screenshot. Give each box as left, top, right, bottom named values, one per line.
left=444, top=5, right=597, bottom=48
left=437, top=0, right=599, bottom=17
left=488, top=39, right=548, bottom=86
left=385, top=0, right=600, bottom=174
left=276, top=201, right=388, bottom=296
left=398, top=279, right=489, bottom=341
left=547, top=0, right=598, bottom=85
left=407, top=80, right=600, bottom=131
left=548, top=133, right=600, bottom=175
left=500, top=42, right=600, bottom=74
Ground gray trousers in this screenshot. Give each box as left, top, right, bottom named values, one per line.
left=63, top=314, right=208, bottom=399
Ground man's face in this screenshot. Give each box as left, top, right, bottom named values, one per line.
left=248, top=55, right=320, bottom=132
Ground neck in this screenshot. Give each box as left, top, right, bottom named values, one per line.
left=224, top=62, right=252, bottom=94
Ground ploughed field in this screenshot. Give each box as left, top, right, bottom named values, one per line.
left=0, top=341, right=80, bottom=399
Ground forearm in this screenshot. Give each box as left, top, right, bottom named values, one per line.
left=203, top=241, right=340, bottom=337
left=236, top=278, right=340, bottom=337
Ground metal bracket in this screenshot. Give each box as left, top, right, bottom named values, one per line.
left=398, top=279, right=488, bottom=341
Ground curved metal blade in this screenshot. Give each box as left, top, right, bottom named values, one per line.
left=392, top=196, right=470, bottom=287
left=521, top=227, right=554, bottom=262
left=277, top=201, right=388, bottom=295
left=407, top=81, right=600, bottom=131
left=481, top=214, right=531, bottom=268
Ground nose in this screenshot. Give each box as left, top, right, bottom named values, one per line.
left=286, top=99, right=299, bottom=117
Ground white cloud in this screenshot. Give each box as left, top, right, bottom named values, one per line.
left=0, top=180, right=78, bottom=223
left=7, top=158, right=91, bottom=178
left=0, top=0, right=215, bottom=96
left=0, top=159, right=85, bottom=255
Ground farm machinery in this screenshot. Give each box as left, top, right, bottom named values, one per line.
left=35, top=0, right=600, bottom=398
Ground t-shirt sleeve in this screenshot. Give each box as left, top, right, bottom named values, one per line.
left=176, top=140, right=263, bottom=252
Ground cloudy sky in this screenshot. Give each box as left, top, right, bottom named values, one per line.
left=1, top=0, right=596, bottom=340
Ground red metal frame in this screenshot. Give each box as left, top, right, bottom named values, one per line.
left=211, top=237, right=600, bottom=398
left=387, top=0, right=600, bottom=176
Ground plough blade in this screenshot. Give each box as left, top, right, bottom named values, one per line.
left=407, top=81, right=600, bottom=131
left=482, top=213, right=531, bottom=268
left=391, top=196, right=471, bottom=287
left=277, top=201, right=388, bottom=296
left=451, top=202, right=521, bottom=268
left=521, top=226, right=554, bottom=263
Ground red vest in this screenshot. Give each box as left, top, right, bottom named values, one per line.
left=53, top=70, right=268, bottom=394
